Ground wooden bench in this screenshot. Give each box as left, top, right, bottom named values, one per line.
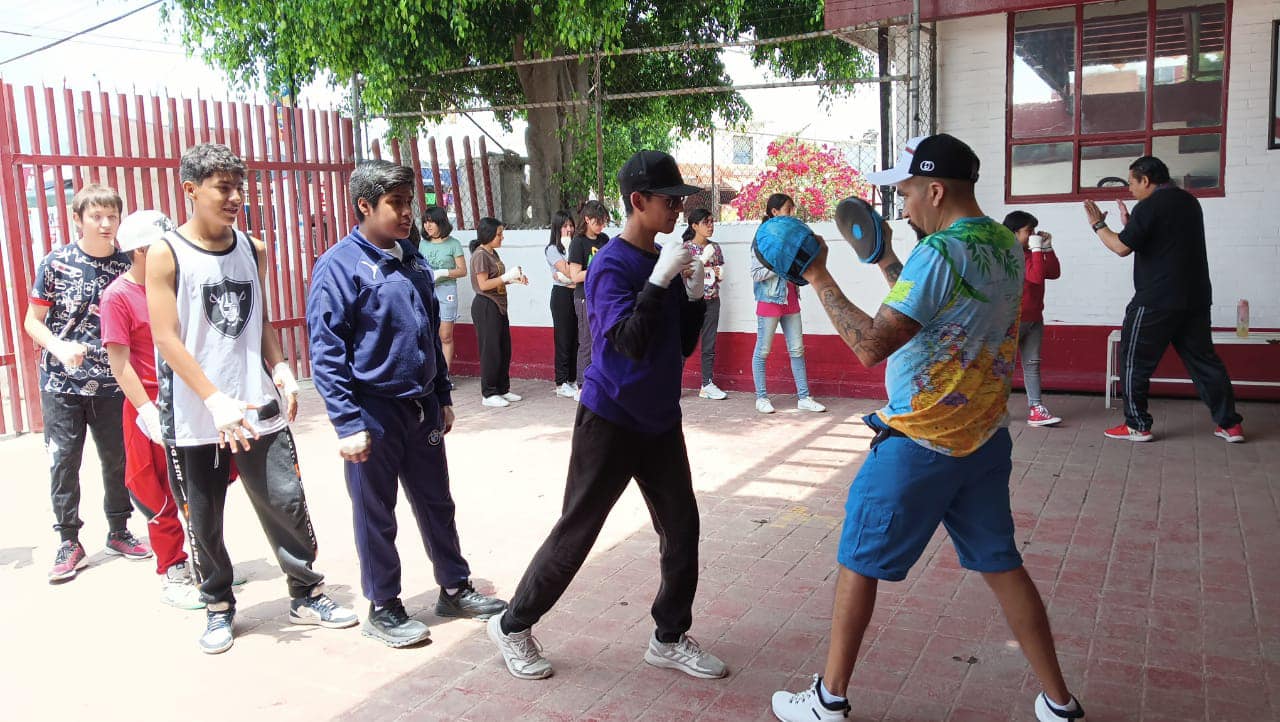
left=1104, top=329, right=1280, bottom=408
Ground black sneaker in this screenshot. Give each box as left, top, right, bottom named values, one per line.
left=435, top=581, right=508, bottom=619
left=199, top=607, right=235, bottom=655
left=362, top=599, right=431, bottom=648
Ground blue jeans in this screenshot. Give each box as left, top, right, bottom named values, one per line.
left=752, top=313, right=810, bottom=399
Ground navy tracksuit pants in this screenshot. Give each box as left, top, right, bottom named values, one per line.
left=345, top=393, right=471, bottom=605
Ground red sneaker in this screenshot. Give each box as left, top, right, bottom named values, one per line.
left=104, top=530, right=153, bottom=560
left=48, top=540, right=87, bottom=583
left=1214, top=424, right=1244, bottom=443
left=1104, top=423, right=1153, bottom=442
left=1027, top=405, right=1062, bottom=427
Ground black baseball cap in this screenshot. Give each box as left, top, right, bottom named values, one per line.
left=866, top=133, right=980, bottom=185
left=618, top=150, right=702, bottom=197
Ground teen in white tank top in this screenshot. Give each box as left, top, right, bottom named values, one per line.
left=157, top=229, right=286, bottom=446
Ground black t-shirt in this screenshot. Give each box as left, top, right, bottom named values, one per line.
left=1117, top=185, right=1212, bottom=310
left=567, top=232, right=609, bottom=300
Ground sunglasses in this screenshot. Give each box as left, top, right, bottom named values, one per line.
left=642, top=192, right=684, bottom=210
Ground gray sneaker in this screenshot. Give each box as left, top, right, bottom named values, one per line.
left=363, top=599, right=431, bottom=648
left=643, top=633, right=728, bottom=679
left=199, top=606, right=235, bottom=655
left=289, top=588, right=359, bottom=629
left=487, top=614, right=553, bottom=680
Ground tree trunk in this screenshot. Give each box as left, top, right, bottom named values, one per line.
left=514, top=36, right=590, bottom=226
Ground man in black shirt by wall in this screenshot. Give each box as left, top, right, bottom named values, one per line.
left=1084, top=155, right=1243, bottom=443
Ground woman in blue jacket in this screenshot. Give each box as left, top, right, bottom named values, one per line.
left=749, top=193, right=826, bottom=414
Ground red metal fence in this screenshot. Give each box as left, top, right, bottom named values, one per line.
left=0, top=80, right=358, bottom=434
left=371, top=134, right=499, bottom=230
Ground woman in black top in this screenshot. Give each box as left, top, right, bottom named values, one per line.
left=565, top=200, right=610, bottom=394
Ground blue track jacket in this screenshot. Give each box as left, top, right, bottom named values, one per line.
left=307, top=228, right=453, bottom=438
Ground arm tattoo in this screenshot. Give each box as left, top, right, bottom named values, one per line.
left=883, top=261, right=903, bottom=285
left=816, top=285, right=921, bottom=367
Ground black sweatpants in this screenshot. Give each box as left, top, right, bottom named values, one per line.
left=1118, top=304, right=1243, bottom=432
left=41, top=391, right=131, bottom=541
left=503, top=406, right=700, bottom=641
left=167, top=429, right=324, bottom=607
left=472, top=294, right=511, bottom=397
left=550, top=285, right=578, bottom=386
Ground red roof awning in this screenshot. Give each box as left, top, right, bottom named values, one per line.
left=825, top=0, right=1065, bottom=27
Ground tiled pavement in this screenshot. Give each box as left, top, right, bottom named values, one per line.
left=0, top=381, right=1276, bottom=721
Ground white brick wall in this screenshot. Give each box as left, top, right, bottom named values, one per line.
left=937, top=2, right=1280, bottom=328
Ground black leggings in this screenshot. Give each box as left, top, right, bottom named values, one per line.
left=550, top=285, right=578, bottom=386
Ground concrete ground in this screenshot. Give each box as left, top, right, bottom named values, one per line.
left=0, top=380, right=1276, bottom=722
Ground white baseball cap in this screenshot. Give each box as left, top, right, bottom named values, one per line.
left=117, top=210, right=176, bottom=252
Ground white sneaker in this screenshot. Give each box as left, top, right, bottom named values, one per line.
left=797, top=397, right=826, bottom=413
left=555, top=383, right=576, bottom=398
left=771, top=675, right=850, bottom=721
left=699, top=383, right=727, bottom=400
left=482, top=395, right=510, bottom=407
left=161, top=562, right=205, bottom=610
left=487, top=614, right=553, bottom=680
left=573, top=388, right=581, bottom=401
left=502, top=392, right=522, bottom=402
left=643, top=633, right=728, bottom=679
left=1034, top=692, right=1086, bottom=721
left=755, top=397, right=775, bottom=414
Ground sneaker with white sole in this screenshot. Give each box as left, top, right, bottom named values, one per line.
left=1034, top=692, right=1086, bottom=721
left=555, top=383, right=576, bottom=398
left=1028, top=404, right=1062, bottom=427
left=1103, top=423, right=1153, bottom=442
left=699, top=382, right=727, bottom=400
left=482, top=395, right=510, bottom=408
left=771, top=674, right=850, bottom=721
left=643, top=633, right=728, bottom=679
left=363, top=599, right=431, bottom=648
left=47, top=540, right=87, bottom=583
left=289, top=589, right=359, bottom=629
left=755, top=397, right=775, bottom=414
left=502, top=392, right=522, bottom=402
left=797, top=397, right=826, bottom=413
left=199, top=606, right=235, bottom=654
left=104, top=529, right=153, bottom=560
left=1214, top=423, right=1244, bottom=443
left=162, top=562, right=205, bottom=610
left=487, top=614, right=553, bottom=680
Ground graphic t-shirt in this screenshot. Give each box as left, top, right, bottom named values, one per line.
left=878, top=217, right=1024, bottom=457
left=682, top=240, right=724, bottom=301
left=469, top=246, right=508, bottom=314
left=100, top=276, right=157, bottom=390
left=419, top=236, right=464, bottom=288
left=567, top=233, right=609, bottom=300
left=29, top=243, right=131, bottom=396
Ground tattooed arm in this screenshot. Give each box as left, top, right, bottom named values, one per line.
left=803, top=236, right=920, bottom=368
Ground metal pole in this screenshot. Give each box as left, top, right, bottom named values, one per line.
left=350, top=74, right=364, bottom=161
left=709, top=125, right=717, bottom=219
left=909, top=0, right=922, bottom=138
left=593, top=50, right=604, bottom=201
left=877, top=27, right=894, bottom=219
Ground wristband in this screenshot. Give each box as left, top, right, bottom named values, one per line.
left=1091, top=220, right=1108, bottom=232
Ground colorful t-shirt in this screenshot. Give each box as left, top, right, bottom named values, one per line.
left=419, top=236, right=464, bottom=288
left=469, top=246, right=508, bottom=314
left=878, top=217, right=1023, bottom=457
left=29, top=243, right=131, bottom=396
left=682, top=240, right=724, bottom=301
left=100, top=275, right=157, bottom=390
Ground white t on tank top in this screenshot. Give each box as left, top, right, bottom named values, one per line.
left=157, top=229, right=287, bottom=446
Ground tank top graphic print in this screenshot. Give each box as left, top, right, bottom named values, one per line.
left=157, top=229, right=287, bottom=446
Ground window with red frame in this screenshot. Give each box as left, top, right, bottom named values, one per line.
left=1007, top=0, right=1228, bottom=201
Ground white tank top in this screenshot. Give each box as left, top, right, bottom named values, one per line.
left=157, top=229, right=287, bottom=446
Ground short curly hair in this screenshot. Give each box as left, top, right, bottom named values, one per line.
left=180, top=143, right=246, bottom=185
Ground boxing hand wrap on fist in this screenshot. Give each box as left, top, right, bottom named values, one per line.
left=554, top=270, right=572, bottom=284
left=136, top=402, right=164, bottom=444
left=500, top=266, right=524, bottom=284
left=649, top=241, right=691, bottom=287
left=203, top=392, right=248, bottom=432
left=1029, top=232, right=1053, bottom=252
left=338, top=430, right=371, bottom=461
left=698, top=243, right=716, bottom=265
left=433, top=268, right=451, bottom=281
left=49, top=339, right=87, bottom=368
left=685, top=258, right=706, bottom=301
left=272, top=362, right=299, bottom=396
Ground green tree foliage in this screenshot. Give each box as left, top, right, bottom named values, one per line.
left=167, top=0, right=873, bottom=223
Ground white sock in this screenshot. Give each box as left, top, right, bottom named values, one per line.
left=1045, top=694, right=1078, bottom=713
left=818, top=679, right=846, bottom=706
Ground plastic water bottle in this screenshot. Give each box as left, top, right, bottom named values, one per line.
left=1237, top=299, right=1249, bottom=338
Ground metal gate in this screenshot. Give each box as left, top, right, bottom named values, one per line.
left=0, top=80, right=357, bottom=434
